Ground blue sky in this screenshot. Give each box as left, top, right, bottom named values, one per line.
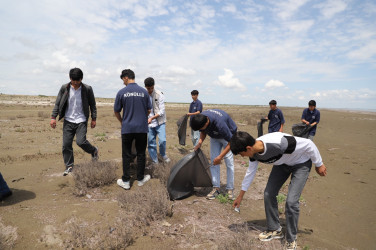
left=0, top=0, right=375, bottom=109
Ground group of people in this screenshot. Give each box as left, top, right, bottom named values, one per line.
left=0, top=67, right=326, bottom=250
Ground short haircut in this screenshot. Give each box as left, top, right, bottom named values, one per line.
left=230, top=131, right=256, bottom=155
left=308, top=100, right=316, bottom=107
left=69, top=68, right=83, bottom=81
left=269, top=100, right=277, bottom=105
left=191, top=90, right=199, bottom=95
left=120, top=69, right=135, bottom=80
left=144, top=77, right=155, bottom=87
left=191, top=114, right=208, bottom=131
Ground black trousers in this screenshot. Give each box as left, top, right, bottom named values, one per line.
left=121, top=133, right=147, bottom=182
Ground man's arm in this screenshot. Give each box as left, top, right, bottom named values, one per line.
left=50, top=87, right=63, bottom=129
left=213, top=142, right=231, bottom=165
left=88, top=86, right=97, bottom=128
left=114, top=112, right=122, bottom=125
left=194, top=131, right=206, bottom=151
left=187, top=111, right=201, bottom=116
left=233, top=160, right=258, bottom=208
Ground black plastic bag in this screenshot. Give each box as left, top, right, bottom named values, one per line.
left=177, top=114, right=188, bottom=146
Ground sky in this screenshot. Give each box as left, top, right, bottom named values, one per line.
left=0, top=0, right=375, bottom=110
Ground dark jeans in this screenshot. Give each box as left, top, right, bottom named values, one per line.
left=121, top=133, right=147, bottom=182
left=62, top=120, right=96, bottom=167
left=264, top=160, right=312, bottom=242
left=0, top=172, right=11, bottom=195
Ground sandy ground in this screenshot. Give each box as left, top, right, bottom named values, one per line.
left=0, top=94, right=375, bottom=249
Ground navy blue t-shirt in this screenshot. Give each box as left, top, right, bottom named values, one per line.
left=268, top=108, right=285, bottom=133
left=189, top=99, right=203, bottom=124
left=114, top=83, right=152, bottom=134
left=201, top=109, right=237, bottom=142
left=301, top=108, right=320, bottom=135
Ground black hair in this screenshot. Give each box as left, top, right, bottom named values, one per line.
left=144, top=77, right=155, bottom=87
left=191, top=90, right=199, bottom=95
left=69, top=68, right=83, bottom=81
left=308, top=100, right=316, bottom=107
left=230, top=131, right=256, bottom=155
left=120, top=69, right=135, bottom=80
left=269, top=100, right=277, bottom=105
left=191, top=114, right=208, bottom=131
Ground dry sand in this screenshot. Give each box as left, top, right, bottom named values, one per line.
left=0, top=94, right=375, bottom=249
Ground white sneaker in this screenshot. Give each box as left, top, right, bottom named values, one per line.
left=117, top=179, right=130, bottom=190
left=138, top=174, right=151, bottom=187
left=163, top=155, right=171, bottom=163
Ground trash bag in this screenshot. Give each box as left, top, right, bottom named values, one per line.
left=257, top=118, right=268, bottom=137
left=292, top=123, right=311, bottom=138
left=177, top=114, right=188, bottom=146
left=167, top=148, right=212, bottom=200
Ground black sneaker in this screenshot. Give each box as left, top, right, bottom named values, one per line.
left=92, top=147, right=99, bottom=161
left=63, top=166, right=73, bottom=176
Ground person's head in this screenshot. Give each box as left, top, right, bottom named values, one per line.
left=120, top=69, right=135, bottom=85
left=191, top=90, right=199, bottom=101
left=308, top=100, right=316, bottom=111
left=69, top=68, right=83, bottom=87
left=191, top=114, right=209, bottom=131
left=144, top=77, right=155, bottom=95
left=230, top=131, right=256, bottom=157
left=269, top=100, right=277, bottom=110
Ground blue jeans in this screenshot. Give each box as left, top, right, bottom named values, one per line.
left=210, top=138, right=234, bottom=190
left=264, top=160, right=312, bottom=242
left=0, top=172, right=11, bottom=195
left=147, top=123, right=166, bottom=163
left=191, top=128, right=200, bottom=146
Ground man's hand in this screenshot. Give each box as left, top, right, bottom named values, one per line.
left=91, top=120, right=96, bottom=129
left=148, top=117, right=153, bottom=124
left=233, top=195, right=243, bottom=209
left=50, top=119, right=56, bottom=129
left=315, top=164, right=327, bottom=176
left=213, top=156, right=222, bottom=165
left=194, top=142, right=202, bottom=151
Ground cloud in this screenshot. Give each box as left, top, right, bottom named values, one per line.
left=276, top=0, right=309, bottom=20
left=222, top=4, right=237, bottom=13
left=217, top=69, right=246, bottom=91
left=316, top=0, right=347, bottom=19
left=265, top=80, right=286, bottom=89
left=347, top=41, right=376, bottom=61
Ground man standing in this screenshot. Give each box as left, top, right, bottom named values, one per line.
left=0, top=172, right=12, bottom=201
left=187, top=90, right=203, bottom=146
left=115, top=69, right=152, bottom=190
left=231, top=131, right=327, bottom=250
left=144, top=77, right=170, bottom=165
left=266, top=100, right=285, bottom=133
left=191, top=109, right=237, bottom=200
left=50, top=68, right=98, bottom=176
left=301, top=100, right=320, bottom=141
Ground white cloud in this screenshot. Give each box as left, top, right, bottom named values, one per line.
left=347, top=41, right=376, bottom=61
left=217, top=69, right=246, bottom=91
left=222, top=4, right=237, bottom=13
left=265, top=80, right=286, bottom=89
left=276, top=0, right=309, bottom=20
left=316, top=0, right=347, bottom=19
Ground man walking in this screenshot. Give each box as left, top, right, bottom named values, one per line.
left=50, top=68, right=98, bottom=176
left=187, top=90, right=203, bottom=146
left=191, top=109, right=237, bottom=200
left=231, top=131, right=327, bottom=250
left=144, top=77, right=170, bottom=165
left=266, top=100, right=285, bottom=133
left=301, top=100, right=320, bottom=141
left=115, top=69, right=152, bottom=190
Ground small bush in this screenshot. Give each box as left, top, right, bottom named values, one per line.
left=0, top=218, right=18, bottom=249
left=277, top=193, right=286, bottom=204
left=16, top=114, right=26, bottom=119
left=216, top=194, right=233, bottom=204
left=15, top=128, right=25, bottom=133
left=117, top=181, right=171, bottom=227
left=72, top=161, right=118, bottom=196
left=37, top=111, right=49, bottom=119
left=218, top=224, right=254, bottom=250
left=150, top=160, right=174, bottom=186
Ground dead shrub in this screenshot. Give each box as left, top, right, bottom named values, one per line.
left=37, top=111, right=49, bottom=119
left=117, top=181, right=171, bottom=227
left=218, top=224, right=255, bottom=250
left=0, top=218, right=18, bottom=249
left=150, top=160, right=174, bottom=186
left=72, top=161, right=118, bottom=196
left=64, top=217, right=134, bottom=249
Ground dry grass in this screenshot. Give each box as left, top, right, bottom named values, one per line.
left=72, top=161, right=118, bottom=196
left=218, top=224, right=255, bottom=250
left=149, top=160, right=174, bottom=186
left=37, top=111, right=49, bottom=119
left=117, top=181, right=171, bottom=228
left=64, top=217, right=134, bottom=249
left=0, top=218, right=18, bottom=249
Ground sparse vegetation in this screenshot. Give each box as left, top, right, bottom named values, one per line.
left=94, top=132, right=107, bottom=141
left=15, top=127, right=25, bottom=133
left=37, top=111, right=49, bottom=119
left=216, top=194, right=233, bottom=204
left=0, top=218, right=18, bottom=249
left=72, top=161, right=118, bottom=196
left=218, top=224, right=254, bottom=250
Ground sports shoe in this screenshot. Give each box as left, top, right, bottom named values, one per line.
left=92, top=147, right=99, bottom=161
left=63, top=166, right=73, bottom=176
left=258, top=228, right=283, bottom=241
left=285, top=240, right=297, bottom=250
left=138, top=174, right=151, bottom=187
left=117, top=179, right=130, bottom=190
left=163, top=155, right=171, bottom=163
left=227, top=189, right=235, bottom=200
left=206, top=188, right=220, bottom=200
